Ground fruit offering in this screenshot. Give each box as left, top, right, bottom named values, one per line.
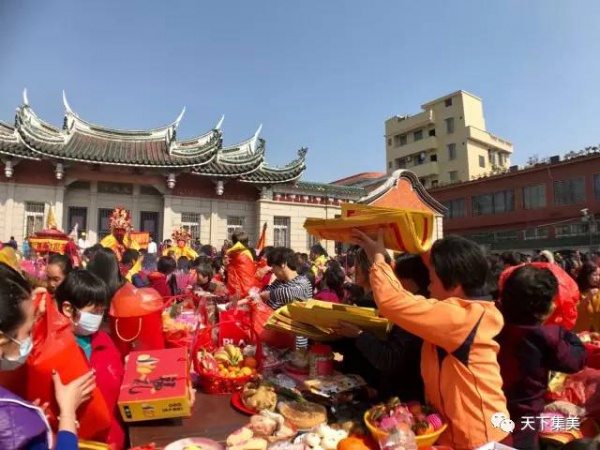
left=226, top=410, right=297, bottom=450
left=197, top=344, right=258, bottom=379
left=367, top=398, right=444, bottom=437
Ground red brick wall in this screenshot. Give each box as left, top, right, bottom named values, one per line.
left=429, top=155, right=600, bottom=235
left=12, top=161, right=59, bottom=186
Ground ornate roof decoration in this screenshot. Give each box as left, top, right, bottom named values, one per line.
left=0, top=91, right=307, bottom=184
left=359, top=169, right=447, bottom=214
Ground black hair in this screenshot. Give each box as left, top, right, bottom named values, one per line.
left=561, top=439, right=600, bottom=450
left=231, top=231, right=249, bottom=247
left=200, top=245, right=214, bottom=257
left=212, top=257, right=223, bottom=272
left=394, top=254, right=430, bottom=297
left=429, top=235, right=489, bottom=297
left=87, top=247, right=124, bottom=299
left=55, top=270, right=109, bottom=312
left=298, top=265, right=316, bottom=290
left=177, top=256, right=190, bottom=272
left=267, top=247, right=298, bottom=271
left=354, top=246, right=392, bottom=275
left=121, top=249, right=140, bottom=267
left=47, top=253, right=73, bottom=277
left=83, top=243, right=103, bottom=261
left=0, top=263, right=32, bottom=335
left=322, top=260, right=346, bottom=300
left=500, top=265, right=558, bottom=325
left=500, top=251, right=521, bottom=267
left=258, top=246, right=274, bottom=261
left=157, top=256, right=177, bottom=275
left=141, top=253, right=157, bottom=272
left=196, top=262, right=214, bottom=280
left=310, top=244, right=327, bottom=258
left=577, top=261, right=599, bottom=292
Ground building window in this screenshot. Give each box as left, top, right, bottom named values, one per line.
left=594, top=174, right=600, bottom=199
left=523, top=184, right=547, bottom=210
left=227, top=216, right=245, bottom=238
left=555, top=223, right=593, bottom=238
left=430, top=154, right=437, bottom=162
left=445, top=117, right=455, bottom=134
left=273, top=217, right=291, bottom=247
left=387, top=138, right=392, bottom=147
left=67, top=207, right=87, bottom=236
left=394, top=134, right=407, bottom=147
left=442, top=198, right=466, bottom=219
left=428, top=129, right=436, bottom=137
left=98, top=208, right=114, bottom=239
left=181, top=212, right=201, bottom=240
left=479, top=155, right=485, bottom=168
left=140, top=211, right=160, bottom=241
left=498, top=153, right=505, bottom=165
left=445, top=98, right=453, bottom=107
left=431, top=179, right=438, bottom=188
left=524, top=226, right=549, bottom=240
left=68, top=180, right=91, bottom=190
left=395, top=157, right=407, bottom=169
left=472, top=190, right=515, bottom=216
left=24, top=202, right=45, bottom=237
left=449, top=170, right=459, bottom=183
left=307, top=233, right=320, bottom=250
left=387, top=161, right=392, bottom=170
left=448, top=143, right=456, bottom=160
left=413, top=130, right=423, bottom=141
left=488, top=150, right=495, bottom=165
left=495, top=230, right=519, bottom=241
left=554, top=177, right=585, bottom=206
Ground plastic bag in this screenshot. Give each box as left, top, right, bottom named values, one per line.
left=250, top=301, right=295, bottom=349
left=109, top=284, right=165, bottom=358
left=27, top=293, right=111, bottom=441
left=218, top=309, right=253, bottom=347
left=498, top=262, right=579, bottom=330
left=546, top=368, right=600, bottom=419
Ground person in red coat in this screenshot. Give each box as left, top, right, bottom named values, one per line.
left=55, top=270, right=126, bottom=450
left=225, top=231, right=260, bottom=298
left=147, top=256, right=177, bottom=298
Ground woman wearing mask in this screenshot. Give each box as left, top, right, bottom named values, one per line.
left=45, top=253, right=73, bottom=294
left=0, top=262, right=95, bottom=450
left=55, top=270, right=125, bottom=450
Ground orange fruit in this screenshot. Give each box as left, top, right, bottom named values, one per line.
left=240, top=367, right=252, bottom=376
left=243, top=357, right=258, bottom=369
left=228, top=366, right=237, bottom=373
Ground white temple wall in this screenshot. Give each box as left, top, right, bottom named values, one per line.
left=256, top=200, right=340, bottom=254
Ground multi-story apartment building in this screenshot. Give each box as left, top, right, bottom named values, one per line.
left=385, top=90, right=513, bottom=188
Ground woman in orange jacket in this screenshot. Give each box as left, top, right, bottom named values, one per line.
left=352, top=230, right=510, bottom=450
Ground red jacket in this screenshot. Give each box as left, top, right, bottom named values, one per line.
left=147, top=272, right=172, bottom=298
left=90, top=331, right=125, bottom=450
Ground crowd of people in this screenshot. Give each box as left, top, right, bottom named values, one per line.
left=0, top=222, right=599, bottom=449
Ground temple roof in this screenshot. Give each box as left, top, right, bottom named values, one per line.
left=0, top=91, right=307, bottom=184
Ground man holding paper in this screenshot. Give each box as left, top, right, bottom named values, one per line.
left=351, top=229, right=509, bottom=450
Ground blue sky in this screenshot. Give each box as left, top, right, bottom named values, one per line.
left=1, top=1, right=599, bottom=182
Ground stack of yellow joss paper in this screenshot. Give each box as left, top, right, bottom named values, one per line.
left=304, top=204, right=434, bottom=254
left=265, top=299, right=389, bottom=341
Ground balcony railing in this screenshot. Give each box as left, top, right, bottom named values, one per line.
left=467, top=126, right=513, bottom=153
left=411, top=160, right=439, bottom=178
left=387, top=110, right=435, bottom=134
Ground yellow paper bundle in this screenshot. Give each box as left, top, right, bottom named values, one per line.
left=265, top=300, right=389, bottom=341
left=304, top=204, right=434, bottom=254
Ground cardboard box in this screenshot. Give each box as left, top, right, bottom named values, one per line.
left=118, top=348, right=191, bottom=422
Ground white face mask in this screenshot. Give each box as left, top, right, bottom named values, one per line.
left=74, top=311, right=103, bottom=336
left=0, top=335, right=33, bottom=371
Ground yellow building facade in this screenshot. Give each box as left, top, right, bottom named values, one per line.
left=385, top=90, right=513, bottom=188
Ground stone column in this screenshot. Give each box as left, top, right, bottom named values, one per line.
left=163, top=194, right=173, bottom=242
left=54, top=185, right=65, bottom=231
left=209, top=199, right=219, bottom=245
left=131, top=185, right=140, bottom=230
left=88, top=181, right=99, bottom=244
left=5, top=181, right=15, bottom=240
